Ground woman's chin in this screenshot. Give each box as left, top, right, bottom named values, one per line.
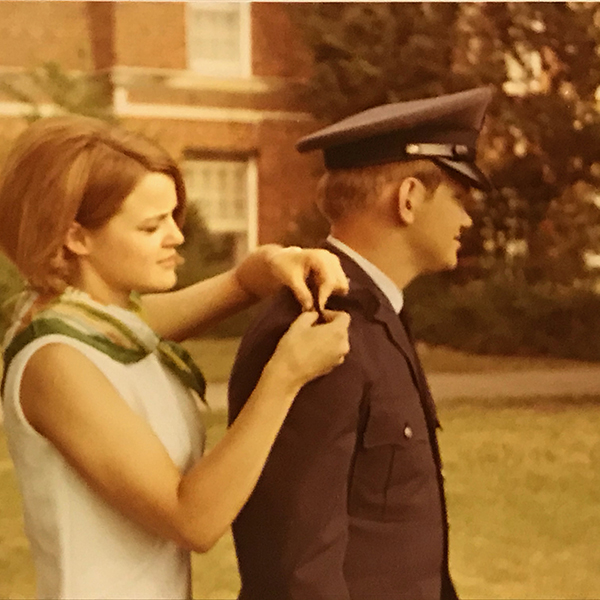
left=138, top=277, right=178, bottom=294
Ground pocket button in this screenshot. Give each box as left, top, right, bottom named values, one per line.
left=403, top=425, right=413, bottom=439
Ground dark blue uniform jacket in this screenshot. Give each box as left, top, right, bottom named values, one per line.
left=228, top=245, right=459, bottom=600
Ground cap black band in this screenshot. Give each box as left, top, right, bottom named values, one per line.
left=323, top=127, right=478, bottom=171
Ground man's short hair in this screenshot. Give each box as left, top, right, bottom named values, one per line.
left=317, top=159, right=447, bottom=223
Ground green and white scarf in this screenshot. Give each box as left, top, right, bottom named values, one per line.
left=1, top=287, right=206, bottom=402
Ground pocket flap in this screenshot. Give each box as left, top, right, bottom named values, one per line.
left=362, top=399, right=428, bottom=448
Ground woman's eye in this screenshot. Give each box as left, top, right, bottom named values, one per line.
left=140, top=225, right=159, bottom=233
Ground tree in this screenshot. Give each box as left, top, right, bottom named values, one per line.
left=0, top=60, right=113, bottom=122
left=288, top=2, right=600, bottom=285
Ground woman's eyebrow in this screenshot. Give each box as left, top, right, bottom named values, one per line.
left=140, top=212, right=171, bottom=223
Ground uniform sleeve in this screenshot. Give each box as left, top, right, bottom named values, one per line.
left=228, top=298, right=365, bottom=600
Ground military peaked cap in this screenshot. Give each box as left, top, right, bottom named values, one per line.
left=296, top=86, right=493, bottom=191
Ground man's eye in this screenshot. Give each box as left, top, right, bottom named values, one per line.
left=455, top=194, right=472, bottom=210
left=140, top=225, right=159, bottom=233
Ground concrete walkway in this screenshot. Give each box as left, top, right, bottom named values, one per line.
left=205, top=366, right=600, bottom=411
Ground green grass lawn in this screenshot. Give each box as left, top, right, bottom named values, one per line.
left=3, top=397, right=600, bottom=599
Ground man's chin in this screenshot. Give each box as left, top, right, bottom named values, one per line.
left=429, top=257, right=459, bottom=274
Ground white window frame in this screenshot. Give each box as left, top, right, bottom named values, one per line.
left=182, top=154, right=257, bottom=257
left=185, top=2, right=251, bottom=78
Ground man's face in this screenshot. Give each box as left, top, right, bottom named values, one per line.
left=409, top=178, right=473, bottom=273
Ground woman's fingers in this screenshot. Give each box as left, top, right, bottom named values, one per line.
left=293, top=249, right=349, bottom=311
left=235, top=245, right=348, bottom=312
left=274, top=309, right=350, bottom=385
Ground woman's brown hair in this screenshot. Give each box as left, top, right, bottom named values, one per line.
left=0, top=116, right=187, bottom=294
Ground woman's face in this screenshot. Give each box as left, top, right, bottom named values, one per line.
left=71, top=172, right=185, bottom=307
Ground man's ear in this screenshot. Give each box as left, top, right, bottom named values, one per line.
left=64, top=221, right=91, bottom=256
left=397, top=177, right=427, bottom=225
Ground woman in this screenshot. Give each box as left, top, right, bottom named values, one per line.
left=0, top=116, right=350, bottom=599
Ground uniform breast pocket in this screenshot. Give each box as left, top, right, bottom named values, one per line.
left=348, top=396, right=438, bottom=522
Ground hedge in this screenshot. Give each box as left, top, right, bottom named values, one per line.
left=405, top=272, right=600, bottom=361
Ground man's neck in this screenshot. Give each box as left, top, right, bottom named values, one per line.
left=330, top=219, right=419, bottom=291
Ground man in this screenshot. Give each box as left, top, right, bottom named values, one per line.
left=228, top=87, right=493, bottom=600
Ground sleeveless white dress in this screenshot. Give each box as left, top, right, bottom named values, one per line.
left=2, top=300, right=206, bottom=600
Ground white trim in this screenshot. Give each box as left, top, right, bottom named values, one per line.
left=0, top=101, right=64, bottom=118
left=166, top=72, right=267, bottom=92
left=0, top=97, right=311, bottom=123
left=109, top=66, right=289, bottom=94
left=113, top=86, right=129, bottom=114
left=114, top=97, right=311, bottom=123
left=0, top=64, right=293, bottom=95
left=240, top=2, right=252, bottom=78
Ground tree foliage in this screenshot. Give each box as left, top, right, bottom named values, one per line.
left=176, top=203, right=237, bottom=289
left=288, top=2, right=600, bottom=285
left=0, top=61, right=114, bottom=122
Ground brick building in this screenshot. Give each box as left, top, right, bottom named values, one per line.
left=0, top=1, right=324, bottom=260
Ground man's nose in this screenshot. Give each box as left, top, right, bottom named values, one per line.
left=461, top=208, right=473, bottom=229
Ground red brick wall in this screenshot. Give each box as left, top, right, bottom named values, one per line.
left=119, top=117, right=258, bottom=159
left=251, top=3, right=312, bottom=80
left=87, top=2, right=116, bottom=71
left=0, top=1, right=314, bottom=79
left=255, top=119, right=322, bottom=244
left=0, top=2, right=322, bottom=246
left=114, top=2, right=186, bottom=69
left=0, top=1, right=93, bottom=69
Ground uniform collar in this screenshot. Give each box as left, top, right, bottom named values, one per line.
left=327, top=236, right=404, bottom=313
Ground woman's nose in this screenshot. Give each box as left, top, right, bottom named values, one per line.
left=166, top=219, right=185, bottom=246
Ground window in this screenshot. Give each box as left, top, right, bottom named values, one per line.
left=186, top=2, right=251, bottom=77
left=182, top=155, right=257, bottom=259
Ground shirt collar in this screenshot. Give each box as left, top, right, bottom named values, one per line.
left=327, top=236, right=404, bottom=313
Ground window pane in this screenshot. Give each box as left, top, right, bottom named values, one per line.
left=186, top=2, right=246, bottom=76
left=183, top=159, right=248, bottom=233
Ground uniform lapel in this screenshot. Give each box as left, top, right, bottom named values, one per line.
left=372, top=296, right=440, bottom=430
left=323, top=241, right=440, bottom=430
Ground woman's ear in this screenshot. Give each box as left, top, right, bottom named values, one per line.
left=64, top=222, right=91, bottom=256
left=397, top=177, right=427, bottom=225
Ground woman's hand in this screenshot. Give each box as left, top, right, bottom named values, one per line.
left=268, top=310, right=351, bottom=392
left=235, top=245, right=349, bottom=312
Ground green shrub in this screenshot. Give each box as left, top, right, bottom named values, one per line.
left=406, top=272, right=600, bottom=361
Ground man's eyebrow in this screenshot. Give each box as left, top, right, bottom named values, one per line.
left=451, top=185, right=474, bottom=207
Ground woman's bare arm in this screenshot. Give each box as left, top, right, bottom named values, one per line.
left=19, top=311, right=350, bottom=552
left=142, top=245, right=348, bottom=341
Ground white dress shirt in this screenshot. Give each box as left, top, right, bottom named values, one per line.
left=327, top=236, right=404, bottom=313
